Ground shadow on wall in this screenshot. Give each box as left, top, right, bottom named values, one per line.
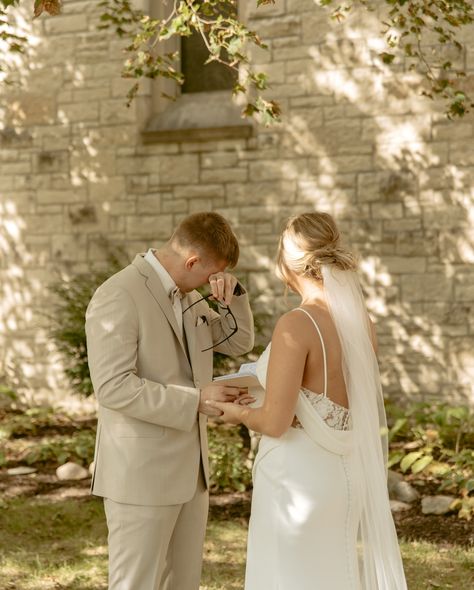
left=0, top=1, right=473, bottom=404
left=243, top=5, right=474, bottom=403
left=0, top=2, right=135, bottom=407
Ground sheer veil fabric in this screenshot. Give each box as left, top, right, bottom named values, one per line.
left=321, top=265, right=407, bottom=590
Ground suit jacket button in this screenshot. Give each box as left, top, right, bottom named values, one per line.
left=195, top=380, right=200, bottom=387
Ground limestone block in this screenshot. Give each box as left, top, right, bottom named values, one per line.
left=254, top=15, right=301, bottom=39
left=301, top=13, right=333, bottom=43
left=202, top=153, right=239, bottom=169
left=67, top=204, right=98, bottom=229
left=454, top=274, right=474, bottom=302
left=239, top=206, right=277, bottom=223
left=253, top=61, right=286, bottom=85
left=137, top=143, right=180, bottom=157
left=227, top=180, right=296, bottom=205
left=34, top=151, right=69, bottom=175
left=201, top=167, right=248, bottom=183
left=189, top=199, right=214, bottom=213
left=2, top=160, right=32, bottom=175
left=102, top=200, right=136, bottom=216
left=52, top=234, right=88, bottom=262
left=45, top=14, right=89, bottom=34
left=126, top=215, right=173, bottom=240
left=72, top=88, right=110, bottom=103
left=319, top=119, right=364, bottom=152
left=422, top=207, right=467, bottom=230
left=41, top=37, right=76, bottom=64
left=401, top=274, right=452, bottom=302
left=383, top=257, right=426, bottom=274
left=95, top=125, right=137, bottom=148
left=270, top=83, right=306, bottom=99
left=273, top=44, right=311, bottom=62
left=174, top=185, right=225, bottom=200
left=59, top=102, right=99, bottom=123
left=10, top=94, right=56, bottom=125
left=37, top=190, right=84, bottom=205
left=371, top=203, right=404, bottom=219
left=433, top=122, right=473, bottom=141
left=159, top=155, right=199, bottom=185
left=357, top=172, right=385, bottom=203
left=89, top=177, right=126, bottom=201
left=25, top=213, right=64, bottom=234
left=249, top=159, right=306, bottom=182
left=137, top=194, right=162, bottom=215
left=329, top=154, right=373, bottom=174
left=383, top=218, right=422, bottom=232
left=100, top=100, right=137, bottom=125
left=161, top=198, right=189, bottom=214
left=126, top=176, right=149, bottom=194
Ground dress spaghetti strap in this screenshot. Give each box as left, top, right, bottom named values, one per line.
left=294, top=307, right=328, bottom=397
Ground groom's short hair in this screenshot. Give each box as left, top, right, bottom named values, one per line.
left=171, top=211, right=239, bottom=269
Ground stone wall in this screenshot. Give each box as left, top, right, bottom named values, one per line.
left=1, top=0, right=473, bottom=405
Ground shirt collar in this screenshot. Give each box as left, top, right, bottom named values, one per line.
left=144, top=249, right=177, bottom=297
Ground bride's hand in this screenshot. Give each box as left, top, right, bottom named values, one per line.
left=206, top=399, right=248, bottom=425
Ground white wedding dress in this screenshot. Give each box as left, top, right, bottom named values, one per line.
left=245, top=308, right=361, bottom=590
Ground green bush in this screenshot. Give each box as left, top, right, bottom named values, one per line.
left=208, top=420, right=253, bottom=493
left=22, top=430, right=96, bottom=467
left=48, top=248, right=128, bottom=397
left=386, top=401, right=474, bottom=519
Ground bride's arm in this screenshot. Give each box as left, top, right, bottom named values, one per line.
left=208, top=312, right=309, bottom=437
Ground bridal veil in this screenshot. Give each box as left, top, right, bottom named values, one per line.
left=322, top=265, right=407, bottom=590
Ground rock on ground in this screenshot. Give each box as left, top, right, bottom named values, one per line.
left=421, top=495, right=456, bottom=515
left=56, top=462, right=89, bottom=481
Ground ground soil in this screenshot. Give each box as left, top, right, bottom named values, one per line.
left=209, top=491, right=474, bottom=548
left=1, top=471, right=472, bottom=547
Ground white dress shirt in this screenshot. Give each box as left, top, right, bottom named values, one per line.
left=144, top=249, right=183, bottom=336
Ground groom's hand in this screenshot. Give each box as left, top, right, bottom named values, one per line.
left=208, top=272, right=238, bottom=306
left=199, top=384, right=246, bottom=416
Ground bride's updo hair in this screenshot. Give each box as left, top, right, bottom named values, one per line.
left=276, top=212, right=357, bottom=285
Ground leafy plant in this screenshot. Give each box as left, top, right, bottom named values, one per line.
left=2, top=0, right=473, bottom=118
left=20, top=430, right=96, bottom=467
left=387, top=401, right=474, bottom=520
left=208, top=420, right=252, bottom=492
left=47, top=246, right=128, bottom=397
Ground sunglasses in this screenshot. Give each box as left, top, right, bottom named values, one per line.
left=182, top=294, right=238, bottom=352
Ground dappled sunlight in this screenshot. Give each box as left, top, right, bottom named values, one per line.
left=285, top=489, right=313, bottom=526
left=0, top=3, right=138, bottom=405
left=0, top=0, right=472, bottom=405
left=0, top=198, right=77, bottom=403
left=266, top=5, right=474, bottom=403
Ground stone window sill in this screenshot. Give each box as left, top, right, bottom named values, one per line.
left=142, top=90, right=254, bottom=144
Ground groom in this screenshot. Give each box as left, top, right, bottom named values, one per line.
left=85, top=211, right=254, bottom=590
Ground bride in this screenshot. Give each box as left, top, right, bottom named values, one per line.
left=208, top=212, right=407, bottom=589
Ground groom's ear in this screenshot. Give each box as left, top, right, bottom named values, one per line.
left=184, top=255, right=200, bottom=271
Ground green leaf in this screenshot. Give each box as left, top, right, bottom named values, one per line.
left=400, top=451, right=423, bottom=473
left=411, top=455, right=433, bottom=474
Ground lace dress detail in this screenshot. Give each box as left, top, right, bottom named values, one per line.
left=292, top=308, right=351, bottom=432
left=294, top=389, right=351, bottom=431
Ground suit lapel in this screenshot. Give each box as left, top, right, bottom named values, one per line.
left=182, top=301, right=198, bottom=373
left=132, top=255, right=189, bottom=360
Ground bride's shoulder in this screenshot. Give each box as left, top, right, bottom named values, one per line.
left=272, top=309, right=311, bottom=335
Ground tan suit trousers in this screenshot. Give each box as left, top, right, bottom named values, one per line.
left=104, top=469, right=208, bottom=590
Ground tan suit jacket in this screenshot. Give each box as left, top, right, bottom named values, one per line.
left=85, top=254, right=254, bottom=506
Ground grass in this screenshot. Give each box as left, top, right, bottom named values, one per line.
left=0, top=495, right=472, bottom=590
